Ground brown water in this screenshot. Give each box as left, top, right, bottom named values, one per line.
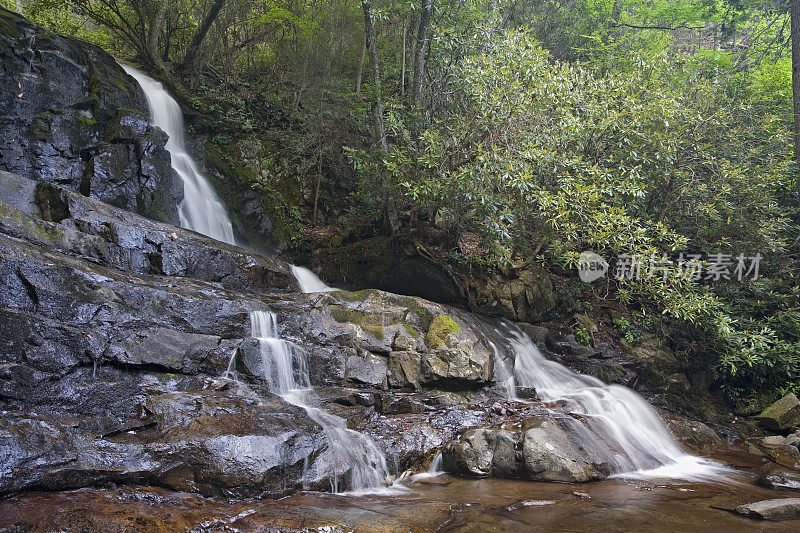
left=1, top=474, right=798, bottom=532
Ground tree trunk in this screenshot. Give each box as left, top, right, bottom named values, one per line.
left=180, top=0, right=227, bottom=71
left=362, top=0, right=398, bottom=233
left=793, top=0, right=800, bottom=206
left=400, top=18, right=407, bottom=97
left=412, top=0, right=433, bottom=106
left=356, top=32, right=366, bottom=94
left=362, top=0, right=388, bottom=152
left=146, top=0, right=167, bottom=71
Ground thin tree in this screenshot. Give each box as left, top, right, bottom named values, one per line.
left=362, top=0, right=399, bottom=233
left=180, top=0, right=228, bottom=71
left=411, top=0, right=433, bottom=106
left=793, top=0, right=800, bottom=204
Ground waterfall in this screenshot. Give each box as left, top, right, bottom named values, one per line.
left=499, top=323, right=728, bottom=481
left=291, top=265, right=336, bottom=293
left=245, top=310, right=396, bottom=493
left=121, top=65, right=236, bottom=245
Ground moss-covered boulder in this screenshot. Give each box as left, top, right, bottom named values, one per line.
left=756, top=393, right=800, bottom=431
left=278, top=289, right=496, bottom=392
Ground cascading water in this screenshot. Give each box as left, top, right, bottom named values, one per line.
left=497, top=322, right=728, bottom=481
left=291, top=265, right=336, bottom=293
left=120, top=65, right=236, bottom=245
left=240, top=310, right=396, bottom=493
left=122, top=65, right=345, bottom=293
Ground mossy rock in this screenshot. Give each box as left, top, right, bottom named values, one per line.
left=328, top=304, right=384, bottom=340
left=426, top=314, right=460, bottom=349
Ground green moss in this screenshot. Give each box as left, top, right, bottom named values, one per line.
left=403, top=322, right=420, bottom=338
left=35, top=184, right=70, bottom=223
left=30, top=110, right=54, bottom=140
left=333, top=289, right=374, bottom=302
left=425, top=314, right=460, bottom=349
left=145, top=196, right=168, bottom=223
left=329, top=304, right=384, bottom=340
left=77, top=114, right=96, bottom=128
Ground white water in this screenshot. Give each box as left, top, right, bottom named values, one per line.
left=291, top=265, right=336, bottom=293
left=121, top=65, right=236, bottom=244
left=243, top=310, right=397, bottom=493
left=499, top=323, right=728, bottom=481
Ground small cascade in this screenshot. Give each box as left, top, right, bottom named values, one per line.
left=245, top=310, right=395, bottom=493
left=121, top=64, right=236, bottom=245
left=291, top=265, right=336, bottom=293
left=428, top=451, right=443, bottom=474
left=498, top=322, right=728, bottom=481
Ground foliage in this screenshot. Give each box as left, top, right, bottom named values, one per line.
left=384, top=31, right=798, bottom=398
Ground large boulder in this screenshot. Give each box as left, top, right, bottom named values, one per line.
left=0, top=378, right=334, bottom=497
left=275, top=289, right=497, bottom=392
left=756, top=393, right=800, bottom=431
left=441, top=416, right=612, bottom=482
left=467, top=266, right=555, bottom=323
left=0, top=8, right=182, bottom=224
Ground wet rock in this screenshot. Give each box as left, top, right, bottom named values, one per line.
left=0, top=382, right=339, bottom=497
left=0, top=173, right=297, bottom=294
left=756, top=393, right=800, bottom=431
left=0, top=9, right=182, bottom=224
left=291, top=290, right=496, bottom=392
left=515, top=387, right=537, bottom=400
left=442, top=416, right=611, bottom=483
left=734, top=498, right=800, bottom=521
left=442, top=429, right=494, bottom=476
left=545, top=332, right=597, bottom=358
left=345, top=349, right=388, bottom=388
left=666, top=417, right=724, bottom=448
left=761, top=441, right=800, bottom=470
left=388, top=351, right=421, bottom=389
left=516, top=323, right=548, bottom=346
left=469, top=267, right=555, bottom=323
left=763, top=435, right=788, bottom=447
left=112, top=327, right=223, bottom=373
left=757, top=464, right=800, bottom=492
left=521, top=418, right=608, bottom=482
left=0, top=415, right=79, bottom=494
left=787, top=431, right=800, bottom=448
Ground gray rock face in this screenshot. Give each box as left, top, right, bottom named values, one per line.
left=0, top=379, right=332, bottom=497
left=521, top=418, right=610, bottom=482
left=0, top=173, right=296, bottom=294
left=735, top=498, right=800, bottom=521
left=756, top=393, right=800, bottom=431
left=0, top=8, right=182, bottom=224
left=441, top=417, right=611, bottom=482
